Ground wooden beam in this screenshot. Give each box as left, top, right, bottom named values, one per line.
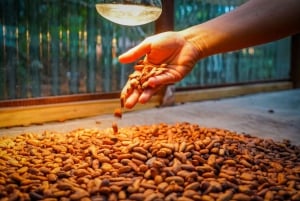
left=174, top=81, right=293, bottom=104
left=155, top=0, right=174, bottom=33
left=0, top=81, right=292, bottom=128
left=0, top=95, right=161, bottom=128
left=154, top=0, right=175, bottom=106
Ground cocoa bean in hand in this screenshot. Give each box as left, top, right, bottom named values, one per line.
left=122, top=60, right=168, bottom=100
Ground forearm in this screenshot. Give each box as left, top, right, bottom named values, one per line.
left=180, top=0, right=300, bottom=59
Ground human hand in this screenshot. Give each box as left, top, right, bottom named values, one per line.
left=119, top=31, right=201, bottom=109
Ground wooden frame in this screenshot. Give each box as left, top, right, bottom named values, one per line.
left=0, top=95, right=161, bottom=128
left=174, top=81, right=292, bottom=104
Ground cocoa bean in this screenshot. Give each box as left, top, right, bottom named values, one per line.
left=264, top=190, right=274, bottom=201
left=70, top=187, right=89, bottom=200
left=132, top=151, right=147, bottom=161
left=216, top=189, right=234, bottom=201
left=117, top=166, right=132, bottom=174
left=240, top=172, right=255, bottom=181
left=129, top=193, right=145, bottom=201
left=165, top=176, right=185, bottom=185
left=111, top=122, right=118, bottom=134
left=185, top=182, right=200, bottom=191
left=232, top=193, right=251, bottom=201
left=113, top=108, right=122, bottom=118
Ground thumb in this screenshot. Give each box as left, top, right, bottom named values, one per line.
left=118, top=40, right=151, bottom=63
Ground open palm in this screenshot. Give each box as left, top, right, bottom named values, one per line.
left=119, top=31, right=200, bottom=109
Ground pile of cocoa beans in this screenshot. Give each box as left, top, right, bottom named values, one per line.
left=0, top=122, right=299, bottom=201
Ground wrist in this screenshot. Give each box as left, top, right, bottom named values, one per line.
left=178, top=26, right=210, bottom=60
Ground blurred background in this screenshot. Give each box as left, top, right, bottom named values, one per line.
left=0, top=0, right=291, bottom=100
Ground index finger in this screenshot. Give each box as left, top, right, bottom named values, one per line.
left=118, top=40, right=151, bottom=63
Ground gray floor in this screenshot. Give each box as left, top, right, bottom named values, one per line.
left=1, top=89, right=300, bottom=145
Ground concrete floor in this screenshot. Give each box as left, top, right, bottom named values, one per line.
left=1, top=89, right=300, bottom=145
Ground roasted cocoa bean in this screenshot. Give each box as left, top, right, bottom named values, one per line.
left=122, top=60, right=168, bottom=100
left=132, top=151, right=147, bottom=161
left=216, top=189, right=234, bottom=201
left=165, top=176, right=185, bottom=185
left=232, top=193, right=251, bottom=201
left=70, top=187, right=89, bottom=200
left=117, top=166, right=132, bottom=174
left=111, top=122, right=118, bottom=134
left=128, top=193, right=145, bottom=201
left=240, top=172, right=255, bottom=181
left=113, top=108, right=122, bottom=118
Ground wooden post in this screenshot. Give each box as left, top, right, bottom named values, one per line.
left=155, top=0, right=174, bottom=33
left=154, top=0, right=175, bottom=106
left=291, top=33, right=300, bottom=88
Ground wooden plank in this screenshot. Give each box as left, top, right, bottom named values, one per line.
left=0, top=81, right=292, bottom=128
left=0, top=96, right=161, bottom=128
left=0, top=92, right=119, bottom=107
left=174, top=81, right=293, bottom=103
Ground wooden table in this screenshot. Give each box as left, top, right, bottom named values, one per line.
left=1, top=89, right=299, bottom=145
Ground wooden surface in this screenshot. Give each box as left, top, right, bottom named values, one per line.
left=0, top=96, right=161, bottom=128
left=0, top=81, right=291, bottom=128
left=174, top=81, right=292, bottom=103
left=1, top=88, right=299, bottom=146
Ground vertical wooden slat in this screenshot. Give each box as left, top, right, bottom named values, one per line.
left=29, top=0, right=41, bottom=97
left=100, top=20, right=113, bottom=92
left=155, top=0, right=174, bottom=106
left=16, top=2, right=26, bottom=98
left=25, top=0, right=30, bottom=97
left=119, top=27, right=127, bottom=89
left=276, top=38, right=291, bottom=80
left=0, top=1, right=6, bottom=99
left=5, top=1, right=18, bottom=99
left=50, top=0, right=60, bottom=95
left=69, top=1, right=79, bottom=94
left=87, top=0, right=96, bottom=93
left=60, top=23, right=67, bottom=95
left=5, top=1, right=17, bottom=99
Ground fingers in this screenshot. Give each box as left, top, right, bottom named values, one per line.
left=123, top=87, right=161, bottom=109
left=121, top=65, right=184, bottom=109
left=121, top=79, right=162, bottom=109
left=147, top=67, right=183, bottom=87
left=121, top=80, right=139, bottom=109
left=138, top=86, right=162, bottom=104
left=118, top=40, right=151, bottom=63
left=124, top=89, right=140, bottom=109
